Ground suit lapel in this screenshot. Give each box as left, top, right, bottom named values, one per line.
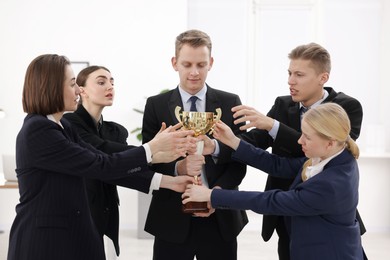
left=205, top=86, right=221, bottom=113
left=75, top=105, right=99, bottom=135
left=288, top=103, right=301, bottom=130
left=322, top=87, right=336, bottom=103
left=168, top=87, right=184, bottom=124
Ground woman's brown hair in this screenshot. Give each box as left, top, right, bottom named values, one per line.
left=76, top=65, right=110, bottom=87
left=22, top=54, right=70, bottom=115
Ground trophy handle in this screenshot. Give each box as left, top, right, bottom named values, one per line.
left=174, top=106, right=182, bottom=123
left=214, top=108, right=222, bottom=122
left=209, top=108, right=222, bottom=135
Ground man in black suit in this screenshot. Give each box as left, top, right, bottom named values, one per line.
left=142, top=29, right=248, bottom=260
left=224, top=43, right=365, bottom=260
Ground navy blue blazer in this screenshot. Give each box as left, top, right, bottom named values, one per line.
left=211, top=140, right=364, bottom=260
left=8, top=114, right=155, bottom=260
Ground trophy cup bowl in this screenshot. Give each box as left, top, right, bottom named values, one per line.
left=175, top=106, right=222, bottom=214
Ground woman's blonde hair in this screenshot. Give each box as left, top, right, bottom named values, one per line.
left=303, top=103, right=359, bottom=159
left=300, top=103, right=359, bottom=181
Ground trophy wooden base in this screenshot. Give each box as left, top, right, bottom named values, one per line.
left=182, top=201, right=209, bottom=214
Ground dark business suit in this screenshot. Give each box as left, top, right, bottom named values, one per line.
left=237, top=87, right=365, bottom=259
left=8, top=114, right=155, bottom=260
left=142, top=86, right=248, bottom=260
left=64, top=105, right=135, bottom=256
left=212, top=140, right=364, bottom=260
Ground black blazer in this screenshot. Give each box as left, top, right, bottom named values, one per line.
left=8, top=114, right=155, bottom=260
left=142, top=86, right=248, bottom=243
left=64, top=105, right=135, bottom=256
left=239, top=87, right=365, bottom=241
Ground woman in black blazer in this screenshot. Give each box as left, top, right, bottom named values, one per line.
left=64, top=65, right=137, bottom=258
left=8, top=54, right=196, bottom=260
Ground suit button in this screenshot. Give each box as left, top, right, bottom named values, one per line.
left=75, top=210, right=81, bottom=216
left=104, top=207, right=110, bottom=213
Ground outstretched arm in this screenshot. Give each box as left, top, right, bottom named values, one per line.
left=212, top=121, right=240, bottom=150
left=232, top=105, right=275, bottom=132
left=161, top=175, right=195, bottom=193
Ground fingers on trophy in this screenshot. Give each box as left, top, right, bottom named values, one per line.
left=175, top=106, right=222, bottom=213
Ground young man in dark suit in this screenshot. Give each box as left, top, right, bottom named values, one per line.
left=142, top=29, right=248, bottom=260
left=224, top=43, right=366, bottom=260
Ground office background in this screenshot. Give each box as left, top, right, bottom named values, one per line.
left=1, top=0, right=389, bottom=238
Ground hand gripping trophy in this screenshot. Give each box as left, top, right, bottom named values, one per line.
left=175, top=106, right=222, bottom=213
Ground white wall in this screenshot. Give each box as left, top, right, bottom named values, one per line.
left=187, top=0, right=390, bottom=232
left=0, top=0, right=188, bottom=155
left=0, top=0, right=187, bottom=230
left=1, top=0, right=389, bottom=233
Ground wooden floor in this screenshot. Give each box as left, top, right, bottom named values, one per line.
left=1, top=229, right=389, bottom=259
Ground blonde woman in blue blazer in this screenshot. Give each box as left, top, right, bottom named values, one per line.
left=183, top=103, right=365, bottom=260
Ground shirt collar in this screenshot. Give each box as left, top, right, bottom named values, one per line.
left=96, top=116, right=103, bottom=131
left=300, top=89, right=329, bottom=109
left=47, top=114, right=64, bottom=129
left=178, top=85, right=207, bottom=103
left=304, top=147, right=345, bottom=180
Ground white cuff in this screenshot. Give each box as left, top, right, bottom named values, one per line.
left=143, top=143, right=153, bottom=163
left=211, top=139, right=220, bottom=157
left=268, top=120, right=280, bottom=140
left=150, top=173, right=162, bottom=193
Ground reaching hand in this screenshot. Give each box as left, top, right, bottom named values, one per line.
left=197, top=135, right=216, bottom=155
left=148, top=122, right=196, bottom=158
left=181, top=184, right=212, bottom=204
left=176, top=154, right=205, bottom=177
left=192, top=201, right=215, bottom=217
left=151, top=151, right=184, bottom=164
left=212, top=121, right=240, bottom=150
left=160, top=175, right=194, bottom=193
left=157, top=122, right=167, bottom=133
left=231, top=105, right=274, bottom=131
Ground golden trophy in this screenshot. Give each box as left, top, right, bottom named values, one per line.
left=175, top=106, right=222, bottom=213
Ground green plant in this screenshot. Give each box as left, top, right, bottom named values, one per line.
left=131, top=89, right=170, bottom=141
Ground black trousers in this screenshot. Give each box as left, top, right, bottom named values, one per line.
left=276, top=217, right=290, bottom=260
left=152, top=215, right=237, bottom=260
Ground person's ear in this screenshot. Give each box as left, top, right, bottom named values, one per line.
left=171, top=57, right=178, bottom=71
left=327, top=139, right=337, bottom=149
left=208, top=57, right=214, bottom=71
left=79, top=86, right=88, bottom=98
left=319, top=72, right=329, bottom=85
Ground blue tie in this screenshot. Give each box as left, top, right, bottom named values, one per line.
left=300, top=106, right=309, bottom=115
left=300, top=106, right=309, bottom=119
left=189, top=96, right=198, bottom=112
